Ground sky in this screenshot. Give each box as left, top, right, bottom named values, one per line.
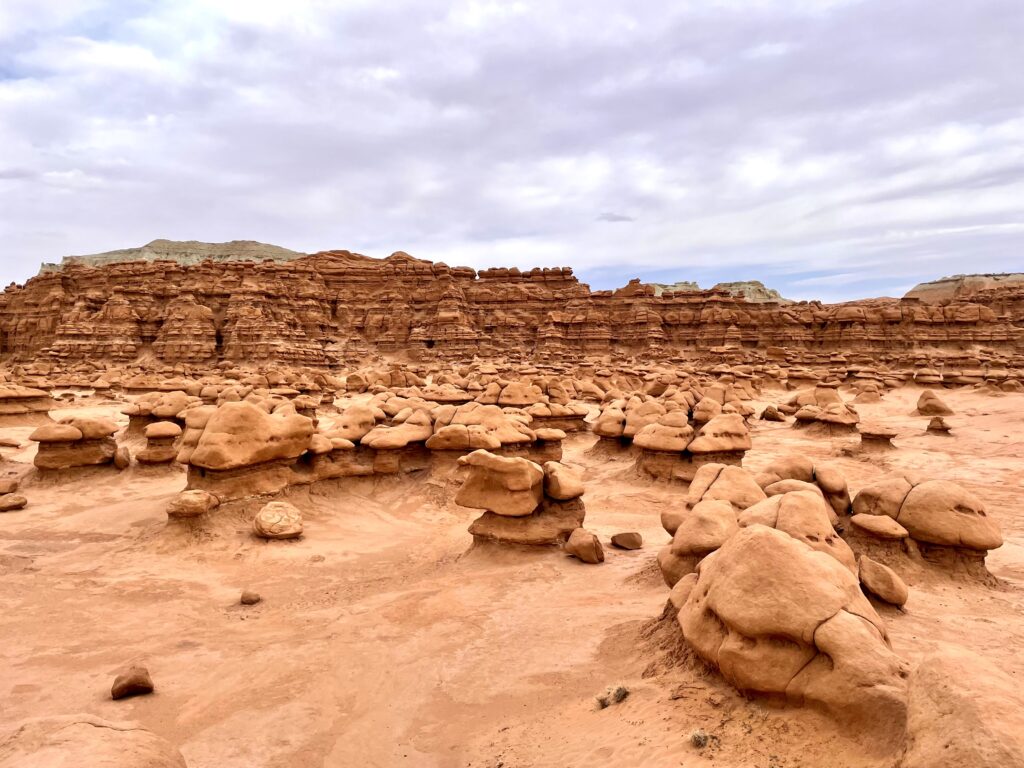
left=1, top=0, right=1021, bottom=302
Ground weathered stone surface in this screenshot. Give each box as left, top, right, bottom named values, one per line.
left=166, top=489, right=220, bottom=519
left=858, top=555, right=909, bottom=606
left=111, top=666, right=154, bottom=700
left=253, top=501, right=304, bottom=540
left=3, top=249, right=1019, bottom=364
left=455, top=450, right=544, bottom=517
left=543, top=461, right=584, bottom=500
left=0, top=714, right=186, bottom=768
left=469, top=498, right=585, bottom=546
left=611, top=531, right=643, bottom=550
left=188, top=401, right=314, bottom=470
left=903, top=648, right=1024, bottom=768
left=564, top=527, right=604, bottom=563
left=853, top=475, right=1002, bottom=551
left=677, top=526, right=908, bottom=741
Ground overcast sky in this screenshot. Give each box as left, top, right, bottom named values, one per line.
left=1, top=0, right=1021, bottom=301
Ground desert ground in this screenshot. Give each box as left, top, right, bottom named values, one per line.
left=1, top=383, right=1021, bottom=768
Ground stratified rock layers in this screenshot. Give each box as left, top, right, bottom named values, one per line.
left=1, top=250, right=1021, bottom=365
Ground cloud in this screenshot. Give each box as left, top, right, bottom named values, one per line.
left=0, top=0, right=1020, bottom=300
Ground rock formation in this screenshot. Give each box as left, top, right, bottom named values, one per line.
left=2, top=250, right=1021, bottom=366
left=458, top=451, right=587, bottom=546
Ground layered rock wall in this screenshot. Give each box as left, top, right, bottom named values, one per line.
left=1, top=250, right=1021, bottom=366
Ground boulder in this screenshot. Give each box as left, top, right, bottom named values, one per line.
left=0, top=494, right=28, bottom=512
left=253, top=501, right=303, bottom=540
left=543, top=461, right=584, bottom=500
left=564, top=528, right=604, bottom=563
left=189, top=401, right=314, bottom=470
left=686, top=414, right=751, bottom=454
left=166, top=489, right=220, bottom=519
left=916, top=390, right=953, bottom=416
left=677, top=525, right=908, bottom=742
left=858, top=555, right=909, bottom=606
left=110, top=666, right=154, bottom=700
left=611, top=531, right=643, bottom=550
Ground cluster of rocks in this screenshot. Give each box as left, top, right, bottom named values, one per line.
left=656, top=453, right=1004, bottom=750
left=591, top=380, right=755, bottom=481
left=29, top=416, right=127, bottom=471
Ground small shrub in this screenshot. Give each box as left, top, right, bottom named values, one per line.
left=595, top=684, right=630, bottom=709
left=690, top=729, right=709, bottom=749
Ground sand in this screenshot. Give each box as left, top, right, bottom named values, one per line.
left=1, top=387, right=1022, bottom=767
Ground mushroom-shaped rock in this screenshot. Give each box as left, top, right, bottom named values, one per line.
left=253, top=501, right=303, bottom=539
left=677, top=525, right=907, bottom=741
left=852, top=475, right=1002, bottom=551
left=144, top=421, right=182, bottom=439
left=633, top=414, right=694, bottom=452
left=63, top=416, right=120, bottom=439
left=899, top=480, right=1002, bottom=551
left=29, top=423, right=83, bottom=442
left=564, top=527, right=604, bottom=563
left=331, top=403, right=382, bottom=441
left=361, top=410, right=433, bottom=449
left=455, top=450, right=544, bottom=517
left=189, top=401, right=314, bottom=470
left=0, top=714, right=187, bottom=768
left=592, top=406, right=626, bottom=438
left=686, top=414, right=751, bottom=454
left=859, top=555, right=909, bottom=607
left=916, top=390, right=953, bottom=416
left=543, top=461, right=584, bottom=500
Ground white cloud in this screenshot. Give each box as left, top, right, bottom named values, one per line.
left=0, top=0, right=1020, bottom=301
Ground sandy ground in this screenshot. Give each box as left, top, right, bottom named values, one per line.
left=1, top=387, right=1022, bottom=767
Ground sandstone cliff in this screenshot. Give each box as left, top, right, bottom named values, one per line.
left=1, top=249, right=1021, bottom=366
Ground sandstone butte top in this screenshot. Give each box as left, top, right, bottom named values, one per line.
left=36, top=239, right=1024, bottom=304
